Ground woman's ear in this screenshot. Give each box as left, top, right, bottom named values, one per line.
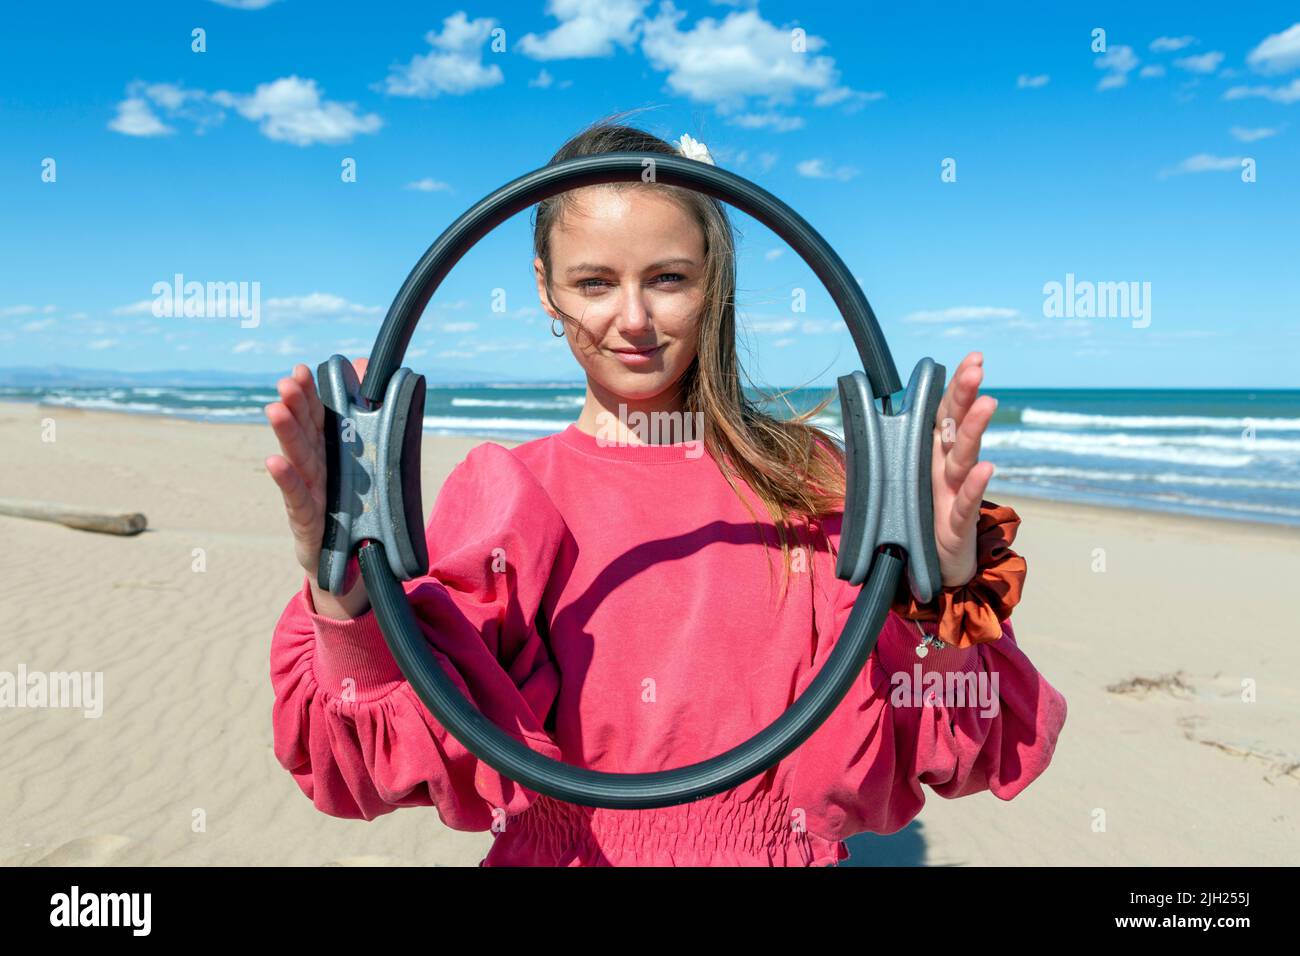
left=533, top=257, right=556, bottom=320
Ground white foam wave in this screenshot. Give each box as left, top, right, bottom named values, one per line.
left=451, top=396, right=584, bottom=410
left=421, top=415, right=569, bottom=434
left=981, top=430, right=1257, bottom=467
left=995, top=465, right=1300, bottom=491
left=38, top=395, right=265, bottom=417
left=1021, top=408, right=1300, bottom=432
left=1141, top=492, right=1300, bottom=519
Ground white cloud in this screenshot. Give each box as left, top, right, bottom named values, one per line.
left=1174, top=51, right=1225, bottom=74
left=1223, top=78, right=1300, bottom=103
left=108, top=81, right=225, bottom=137
left=87, top=339, right=119, bottom=350
left=262, top=293, right=382, bottom=321
left=110, top=76, right=376, bottom=145
left=1150, top=36, right=1196, bottom=52
left=1016, top=74, right=1050, bottom=89
left=112, top=292, right=380, bottom=322
left=143, top=82, right=207, bottom=112
left=799, top=319, right=840, bottom=335
left=215, top=76, right=381, bottom=145
left=1140, top=65, right=1166, bottom=78
left=111, top=300, right=156, bottom=316
left=1159, top=154, right=1244, bottom=177
left=1230, top=125, right=1281, bottom=142
left=406, top=178, right=451, bottom=192
left=727, top=112, right=804, bottom=132
left=21, top=319, right=55, bottom=332
left=384, top=12, right=505, bottom=98
left=108, top=97, right=172, bottom=137
left=231, top=337, right=301, bottom=356
left=519, top=0, right=648, bottom=59
left=1095, top=45, right=1139, bottom=90
left=812, top=87, right=885, bottom=111
left=903, top=306, right=1019, bottom=324
left=796, top=158, right=858, bottom=181
left=528, top=68, right=573, bottom=89
left=641, top=3, right=875, bottom=114
left=764, top=248, right=784, bottom=262
left=748, top=318, right=796, bottom=334
left=440, top=322, right=479, bottom=333
left=1246, top=23, right=1300, bottom=74
left=459, top=341, right=546, bottom=354
left=1, top=305, right=39, bottom=317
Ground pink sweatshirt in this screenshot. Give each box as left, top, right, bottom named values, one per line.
left=270, top=423, right=1068, bottom=866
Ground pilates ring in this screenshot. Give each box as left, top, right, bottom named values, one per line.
left=316, top=152, right=946, bottom=810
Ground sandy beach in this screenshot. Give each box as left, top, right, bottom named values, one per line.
left=0, top=400, right=1296, bottom=866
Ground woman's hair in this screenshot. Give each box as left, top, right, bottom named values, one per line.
left=531, top=109, right=848, bottom=597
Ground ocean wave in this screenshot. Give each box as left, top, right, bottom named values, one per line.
left=1000, top=429, right=1298, bottom=453
left=1021, top=408, right=1300, bottom=432
left=1141, top=492, right=1300, bottom=519
left=451, top=396, right=584, bottom=410
left=980, top=430, right=1258, bottom=467
left=474, top=382, right=586, bottom=390
left=995, top=465, right=1300, bottom=491
left=421, top=415, right=569, bottom=433
left=36, top=395, right=266, bottom=418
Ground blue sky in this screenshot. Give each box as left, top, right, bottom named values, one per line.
left=1, top=0, right=1297, bottom=388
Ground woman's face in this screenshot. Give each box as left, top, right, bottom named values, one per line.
left=534, top=186, right=706, bottom=405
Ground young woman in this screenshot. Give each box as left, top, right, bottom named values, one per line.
left=263, top=117, right=1068, bottom=866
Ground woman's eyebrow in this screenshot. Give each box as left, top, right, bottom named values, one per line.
left=565, top=258, right=697, bottom=277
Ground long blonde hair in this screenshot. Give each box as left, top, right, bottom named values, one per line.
left=531, top=110, right=847, bottom=598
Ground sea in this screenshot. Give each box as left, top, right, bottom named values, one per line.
left=4, top=383, right=1298, bottom=528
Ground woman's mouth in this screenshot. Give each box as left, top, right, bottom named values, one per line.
left=609, top=343, right=666, bottom=367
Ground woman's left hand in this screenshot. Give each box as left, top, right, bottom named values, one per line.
left=930, top=351, right=997, bottom=587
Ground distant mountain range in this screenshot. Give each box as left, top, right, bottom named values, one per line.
left=0, top=364, right=576, bottom=388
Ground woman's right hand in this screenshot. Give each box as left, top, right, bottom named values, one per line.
left=264, top=359, right=371, bottom=619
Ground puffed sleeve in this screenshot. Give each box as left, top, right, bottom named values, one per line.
left=269, top=442, right=567, bottom=831
left=787, top=511, right=1068, bottom=842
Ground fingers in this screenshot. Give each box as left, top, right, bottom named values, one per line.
left=264, top=399, right=324, bottom=492
left=935, top=356, right=982, bottom=444
left=947, top=460, right=994, bottom=539
left=944, top=394, right=997, bottom=490
left=265, top=454, right=316, bottom=535
left=277, top=371, right=319, bottom=445
left=936, top=352, right=984, bottom=443
left=352, top=357, right=369, bottom=382
left=291, top=363, right=324, bottom=432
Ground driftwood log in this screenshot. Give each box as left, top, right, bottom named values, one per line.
left=0, top=498, right=147, bottom=536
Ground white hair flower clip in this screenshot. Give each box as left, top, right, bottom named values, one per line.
left=675, top=133, right=715, bottom=166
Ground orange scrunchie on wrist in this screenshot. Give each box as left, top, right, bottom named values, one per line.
left=890, top=500, right=1026, bottom=649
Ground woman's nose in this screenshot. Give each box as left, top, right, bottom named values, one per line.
left=614, top=284, right=653, bottom=334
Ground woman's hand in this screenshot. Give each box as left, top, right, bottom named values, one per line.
left=264, top=359, right=371, bottom=618
left=930, top=351, right=997, bottom=587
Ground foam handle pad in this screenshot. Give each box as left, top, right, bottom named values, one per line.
left=315, top=355, right=430, bottom=595
left=834, top=357, right=946, bottom=604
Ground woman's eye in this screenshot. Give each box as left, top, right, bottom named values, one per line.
left=578, top=274, right=685, bottom=291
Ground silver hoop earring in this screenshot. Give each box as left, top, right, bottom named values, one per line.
left=551, top=316, right=565, bottom=337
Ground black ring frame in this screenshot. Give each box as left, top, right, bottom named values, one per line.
left=357, top=152, right=906, bottom=810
